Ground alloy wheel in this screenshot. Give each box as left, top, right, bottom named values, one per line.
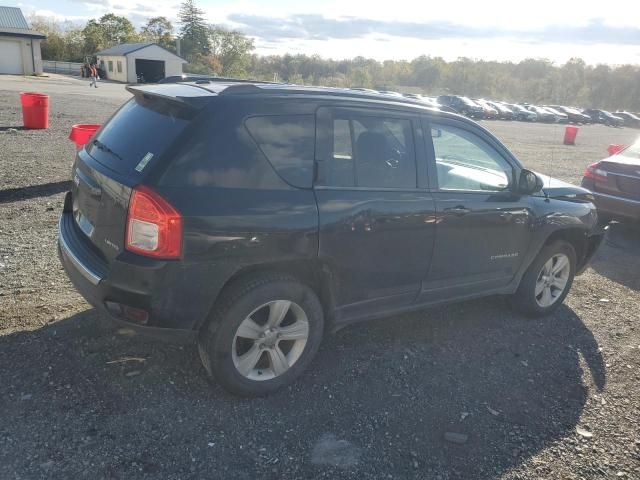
left=535, top=253, right=571, bottom=307
left=231, top=300, right=309, bottom=381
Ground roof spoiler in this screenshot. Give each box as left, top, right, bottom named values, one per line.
left=126, top=84, right=216, bottom=109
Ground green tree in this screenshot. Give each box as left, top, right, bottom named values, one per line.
left=82, top=14, right=138, bottom=53
left=141, top=16, right=175, bottom=51
left=178, top=0, right=209, bottom=60
left=30, top=17, right=65, bottom=60
left=208, top=27, right=254, bottom=76
left=29, top=15, right=86, bottom=61
left=20, top=14, right=640, bottom=112
left=64, top=28, right=86, bottom=61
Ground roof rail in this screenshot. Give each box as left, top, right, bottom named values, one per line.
left=217, top=83, right=433, bottom=105
left=218, top=83, right=268, bottom=95
left=162, top=74, right=280, bottom=85
left=202, top=76, right=279, bottom=85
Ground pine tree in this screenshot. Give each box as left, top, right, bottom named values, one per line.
left=178, top=0, right=209, bottom=60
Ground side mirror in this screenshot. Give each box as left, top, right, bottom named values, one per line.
left=518, top=169, right=543, bottom=194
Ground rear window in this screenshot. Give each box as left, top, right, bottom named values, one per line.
left=245, top=115, right=315, bottom=188
left=87, top=96, right=194, bottom=177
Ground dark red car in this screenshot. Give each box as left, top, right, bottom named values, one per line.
left=582, top=138, right=640, bottom=225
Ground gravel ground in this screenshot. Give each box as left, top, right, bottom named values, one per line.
left=1, top=75, right=639, bottom=480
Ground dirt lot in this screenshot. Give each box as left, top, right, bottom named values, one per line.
left=1, top=75, right=639, bottom=480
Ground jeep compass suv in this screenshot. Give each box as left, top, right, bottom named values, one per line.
left=59, top=82, right=605, bottom=396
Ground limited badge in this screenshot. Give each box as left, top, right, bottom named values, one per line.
left=135, top=152, right=154, bottom=172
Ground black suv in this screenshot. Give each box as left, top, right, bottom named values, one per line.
left=59, top=82, right=605, bottom=396
left=436, top=95, right=484, bottom=118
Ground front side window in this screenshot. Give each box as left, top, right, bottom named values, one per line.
left=326, top=115, right=416, bottom=189
left=117, top=60, right=122, bottom=73
left=431, top=124, right=511, bottom=192
left=108, top=60, right=113, bottom=72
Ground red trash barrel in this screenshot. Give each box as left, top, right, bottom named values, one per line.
left=69, top=124, right=101, bottom=150
left=563, top=125, right=579, bottom=145
left=607, top=144, right=625, bottom=156
left=20, top=92, right=49, bottom=129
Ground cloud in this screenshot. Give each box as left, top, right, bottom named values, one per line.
left=228, top=13, right=640, bottom=46
left=27, top=7, right=90, bottom=23
left=69, top=0, right=112, bottom=5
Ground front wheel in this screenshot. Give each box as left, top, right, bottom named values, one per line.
left=510, top=241, right=576, bottom=317
left=198, top=274, right=324, bottom=397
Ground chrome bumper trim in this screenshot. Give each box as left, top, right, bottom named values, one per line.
left=58, top=217, right=103, bottom=286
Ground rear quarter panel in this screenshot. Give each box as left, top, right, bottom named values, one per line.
left=151, top=97, right=320, bottom=329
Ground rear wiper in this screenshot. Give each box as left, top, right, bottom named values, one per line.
left=92, top=139, right=124, bottom=162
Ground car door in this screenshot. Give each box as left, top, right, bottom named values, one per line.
left=418, top=117, right=533, bottom=302
left=314, top=106, right=436, bottom=319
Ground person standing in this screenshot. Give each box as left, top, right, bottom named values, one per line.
left=89, top=64, right=98, bottom=88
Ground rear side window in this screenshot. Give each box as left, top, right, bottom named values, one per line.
left=245, top=115, right=315, bottom=188
left=87, top=96, right=193, bottom=177
left=326, top=115, right=416, bottom=189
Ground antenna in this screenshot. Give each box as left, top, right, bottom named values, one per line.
left=545, top=149, right=552, bottom=201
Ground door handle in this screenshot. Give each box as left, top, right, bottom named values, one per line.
left=444, top=206, right=470, bottom=216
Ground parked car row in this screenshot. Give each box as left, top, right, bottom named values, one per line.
left=161, top=79, right=639, bottom=128
left=354, top=90, right=639, bottom=127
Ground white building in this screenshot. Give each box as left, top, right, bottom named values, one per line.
left=96, top=43, right=186, bottom=83
left=0, top=6, right=45, bottom=75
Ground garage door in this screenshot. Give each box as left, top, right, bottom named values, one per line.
left=0, top=40, right=24, bottom=74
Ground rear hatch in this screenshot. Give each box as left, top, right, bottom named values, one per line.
left=595, top=144, right=640, bottom=201
left=70, top=84, right=214, bottom=263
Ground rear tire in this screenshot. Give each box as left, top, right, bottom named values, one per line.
left=198, top=273, right=324, bottom=397
left=510, top=241, right=576, bottom=317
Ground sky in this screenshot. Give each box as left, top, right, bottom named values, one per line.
left=9, top=0, right=640, bottom=65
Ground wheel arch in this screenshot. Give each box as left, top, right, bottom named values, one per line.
left=540, top=227, right=588, bottom=267
left=514, top=226, right=589, bottom=291
left=195, top=259, right=337, bottom=332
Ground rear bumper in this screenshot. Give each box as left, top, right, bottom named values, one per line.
left=58, top=212, right=106, bottom=287
left=58, top=211, right=221, bottom=339
left=591, top=191, right=640, bottom=222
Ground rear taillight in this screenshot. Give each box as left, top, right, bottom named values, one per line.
left=583, top=162, right=608, bottom=183
left=125, top=185, right=182, bottom=259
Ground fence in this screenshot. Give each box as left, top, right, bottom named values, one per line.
left=43, top=61, right=84, bottom=76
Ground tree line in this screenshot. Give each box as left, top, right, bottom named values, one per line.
left=31, top=0, right=640, bottom=110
